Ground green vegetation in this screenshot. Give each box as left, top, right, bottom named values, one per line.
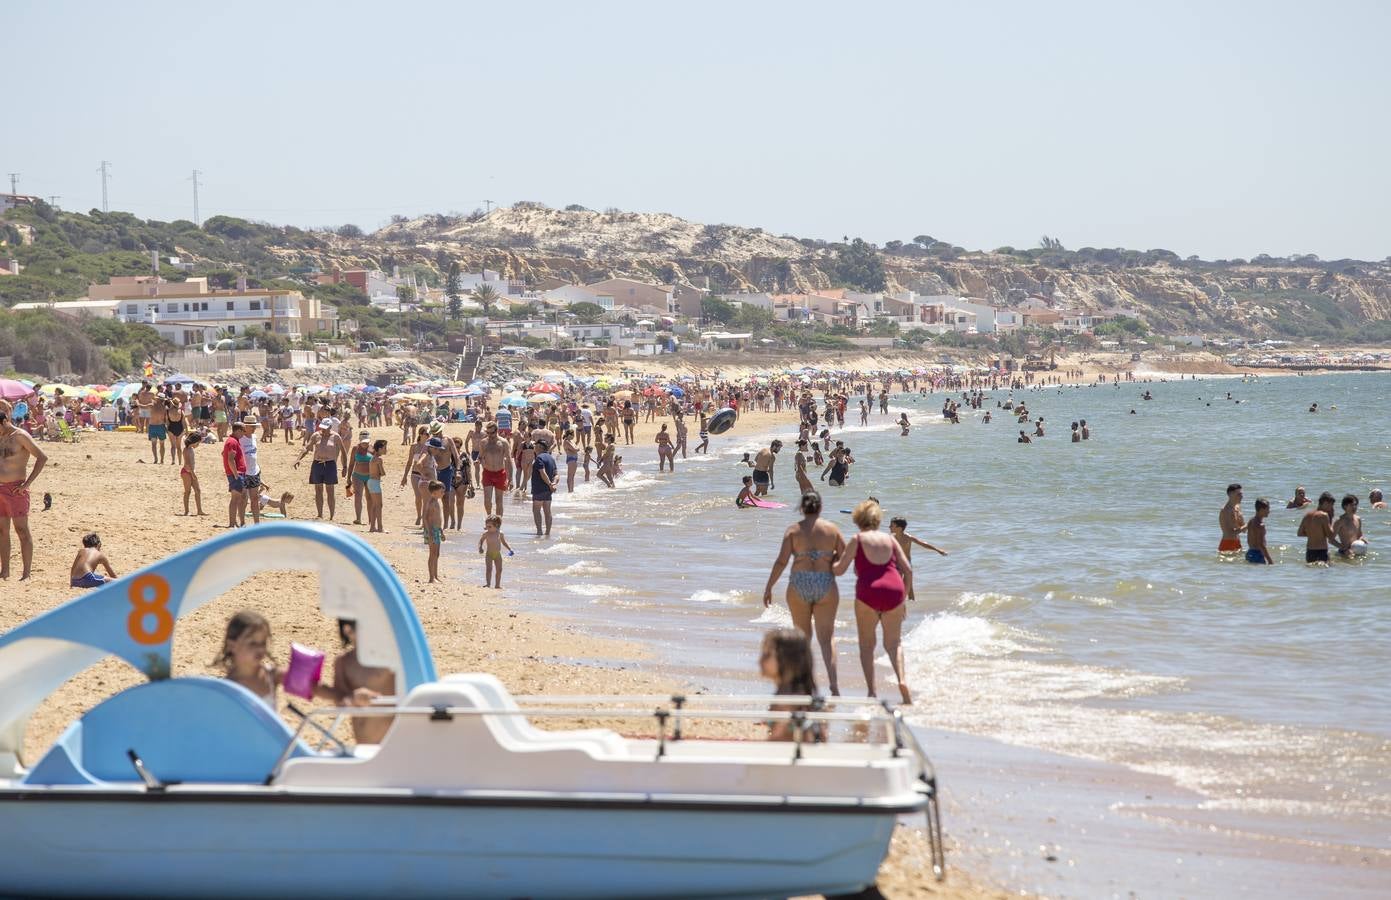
left=445, top=261, right=463, bottom=322
left=568, top=301, right=606, bottom=324
left=833, top=238, right=886, bottom=291
left=0, top=309, right=172, bottom=380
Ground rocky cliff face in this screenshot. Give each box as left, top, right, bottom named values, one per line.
left=281, top=206, right=1391, bottom=339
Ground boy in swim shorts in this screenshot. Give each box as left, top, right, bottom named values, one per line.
left=423, top=480, right=445, bottom=583
left=889, top=517, right=949, bottom=600
left=1246, top=499, right=1272, bottom=564
left=477, top=513, right=513, bottom=589
left=69, top=532, right=117, bottom=588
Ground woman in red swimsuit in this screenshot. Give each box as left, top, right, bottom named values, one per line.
left=833, top=499, right=913, bottom=704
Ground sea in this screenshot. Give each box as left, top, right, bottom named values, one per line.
left=450, top=371, right=1391, bottom=896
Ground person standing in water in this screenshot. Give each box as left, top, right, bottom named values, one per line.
left=1246, top=499, right=1273, bottom=564
left=833, top=499, right=912, bottom=704
left=751, top=440, right=781, bottom=497
left=762, top=491, right=844, bottom=696
left=1218, top=483, right=1245, bottom=554
left=1297, top=492, right=1337, bottom=565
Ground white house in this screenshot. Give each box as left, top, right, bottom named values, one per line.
left=114, top=290, right=338, bottom=346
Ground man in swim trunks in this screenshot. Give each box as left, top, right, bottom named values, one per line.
left=751, top=440, right=781, bottom=497
left=0, top=403, right=47, bottom=580
left=147, top=389, right=169, bottom=464
left=1296, top=492, right=1336, bottom=565
left=294, top=421, right=347, bottom=520
left=1218, top=483, right=1245, bottom=553
left=478, top=421, right=510, bottom=519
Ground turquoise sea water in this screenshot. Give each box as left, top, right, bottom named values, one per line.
left=465, top=371, right=1390, bottom=877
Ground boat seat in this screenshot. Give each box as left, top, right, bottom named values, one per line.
left=22, top=677, right=310, bottom=786
left=441, top=673, right=628, bottom=756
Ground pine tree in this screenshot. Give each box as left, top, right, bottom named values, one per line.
left=445, top=261, right=462, bottom=323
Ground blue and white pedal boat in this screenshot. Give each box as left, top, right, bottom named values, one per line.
left=0, top=523, right=942, bottom=898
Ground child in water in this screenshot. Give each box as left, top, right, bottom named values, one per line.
left=759, top=629, right=825, bottom=743
left=69, top=533, right=117, bottom=589
left=736, top=474, right=755, bottom=507
left=889, top=517, right=948, bottom=601
left=478, top=514, right=514, bottom=588
left=215, top=610, right=374, bottom=710
left=1246, top=498, right=1273, bottom=564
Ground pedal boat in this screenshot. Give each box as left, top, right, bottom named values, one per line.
left=0, top=522, right=943, bottom=898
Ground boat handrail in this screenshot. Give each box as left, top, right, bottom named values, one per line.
left=284, top=699, right=946, bottom=881
left=300, top=704, right=899, bottom=724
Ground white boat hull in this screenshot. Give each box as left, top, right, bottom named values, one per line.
left=0, top=793, right=904, bottom=898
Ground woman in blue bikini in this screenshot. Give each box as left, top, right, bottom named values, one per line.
left=762, top=490, right=844, bottom=695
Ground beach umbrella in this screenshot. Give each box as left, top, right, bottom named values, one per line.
left=593, top=379, right=611, bottom=390
left=82, top=394, right=103, bottom=406
left=395, top=392, right=431, bottom=402
left=667, top=385, right=685, bottom=398
left=362, top=385, right=381, bottom=394
left=530, top=381, right=562, bottom=393
left=163, top=374, right=195, bottom=386
left=499, top=395, right=530, bottom=408
left=249, top=390, right=270, bottom=401
left=435, top=387, right=470, bottom=398
left=330, top=384, right=354, bottom=394
left=461, top=387, right=485, bottom=398
left=0, top=379, right=37, bottom=401
left=612, top=389, right=634, bottom=400
left=265, top=384, right=286, bottom=395
left=527, top=392, right=560, bottom=403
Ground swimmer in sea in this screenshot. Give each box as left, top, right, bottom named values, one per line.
left=1219, top=483, right=1245, bottom=554
left=1370, top=489, right=1387, bottom=510
left=1246, top=499, right=1273, bottom=564
left=1286, top=486, right=1311, bottom=509
left=1017, top=430, right=1031, bottom=443
left=1080, top=419, right=1090, bottom=439
left=820, top=442, right=849, bottom=486
left=1296, top=492, right=1336, bottom=565
left=898, top=413, right=910, bottom=436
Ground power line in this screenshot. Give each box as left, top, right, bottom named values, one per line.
left=6, top=173, right=17, bottom=195
left=189, top=169, right=203, bottom=226
left=47, top=196, right=60, bottom=209
left=97, top=161, right=111, bottom=212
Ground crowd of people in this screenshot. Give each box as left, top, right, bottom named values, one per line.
left=1221, top=482, right=1377, bottom=565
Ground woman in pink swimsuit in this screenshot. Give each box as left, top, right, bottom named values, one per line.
left=833, top=499, right=912, bottom=703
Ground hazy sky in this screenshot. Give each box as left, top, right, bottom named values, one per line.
left=9, top=1, right=1390, bottom=259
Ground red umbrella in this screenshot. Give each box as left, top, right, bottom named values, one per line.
left=529, top=381, right=562, bottom=394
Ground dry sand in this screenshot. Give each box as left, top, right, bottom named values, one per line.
left=1, top=406, right=1008, bottom=899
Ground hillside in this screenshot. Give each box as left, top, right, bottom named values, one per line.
left=5, top=201, right=1391, bottom=342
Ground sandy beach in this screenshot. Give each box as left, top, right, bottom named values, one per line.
left=1, top=403, right=1009, bottom=899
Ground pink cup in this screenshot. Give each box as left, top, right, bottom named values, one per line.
left=283, top=643, right=325, bottom=700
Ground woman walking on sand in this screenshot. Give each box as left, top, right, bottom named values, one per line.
left=833, top=499, right=912, bottom=704
left=762, top=490, right=844, bottom=696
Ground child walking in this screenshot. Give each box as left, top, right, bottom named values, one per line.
left=477, top=514, right=513, bottom=589
left=423, top=479, right=445, bottom=583
left=180, top=432, right=206, bottom=516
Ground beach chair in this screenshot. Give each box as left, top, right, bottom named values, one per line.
left=56, top=418, right=80, bottom=444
